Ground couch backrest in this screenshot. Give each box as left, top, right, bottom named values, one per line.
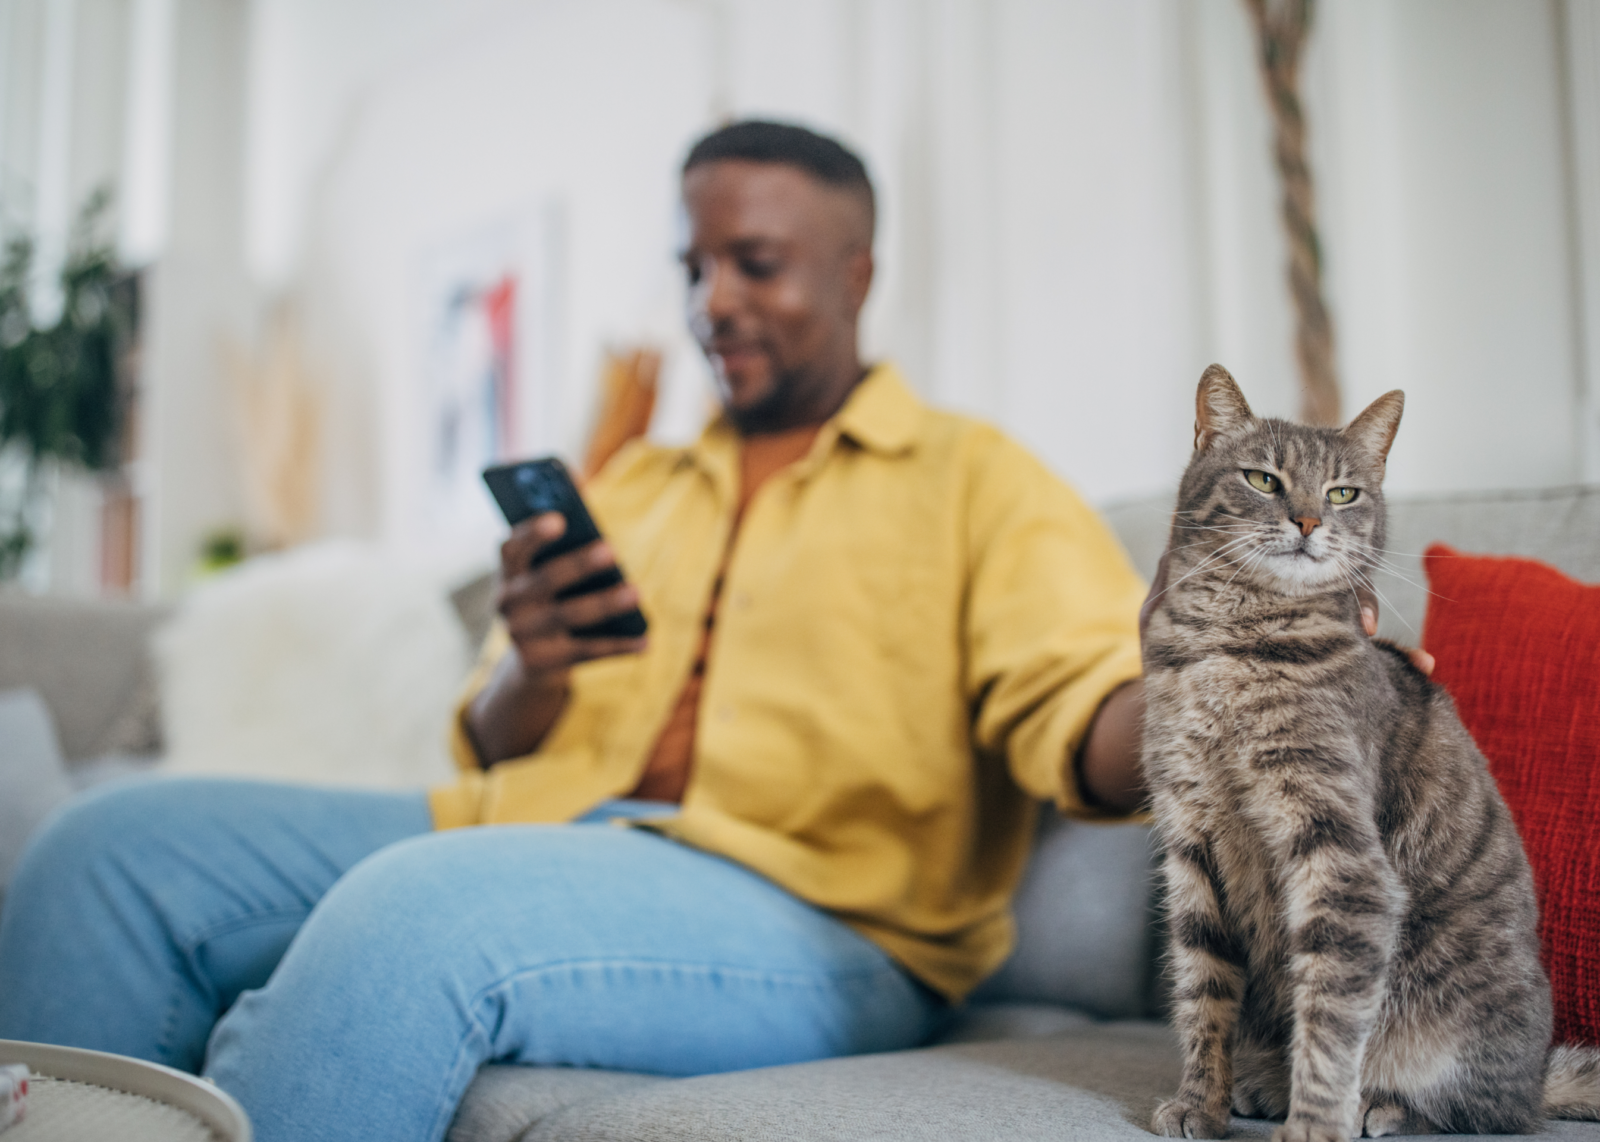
left=12, top=486, right=1595, bottom=1010
left=1099, top=484, right=1600, bottom=639
left=985, top=484, right=1600, bottom=1016
left=971, top=814, right=1159, bottom=1018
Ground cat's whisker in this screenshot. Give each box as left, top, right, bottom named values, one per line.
left=1167, top=538, right=1249, bottom=554
left=1344, top=566, right=1419, bottom=638
left=1364, top=545, right=1434, bottom=560
left=1206, top=540, right=1271, bottom=590
left=1189, top=545, right=1273, bottom=596
left=1149, top=536, right=1263, bottom=602
left=1171, top=520, right=1258, bottom=529
left=1157, top=548, right=1259, bottom=597
left=1167, top=529, right=1259, bottom=543
left=1354, top=551, right=1448, bottom=602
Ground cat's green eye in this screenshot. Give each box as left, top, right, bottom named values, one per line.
left=1328, top=486, right=1359, bottom=506
left=1244, top=470, right=1279, bottom=494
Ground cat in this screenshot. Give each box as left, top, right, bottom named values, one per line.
left=1141, top=365, right=1600, bottom=1141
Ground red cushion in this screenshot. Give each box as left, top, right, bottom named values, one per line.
left=1422, top=543, right=1600, bottom=1046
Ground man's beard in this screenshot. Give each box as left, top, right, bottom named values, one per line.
left=723, top=363, right=813, bottom=436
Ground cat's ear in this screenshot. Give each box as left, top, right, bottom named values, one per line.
left=1194, top=364, right=1255, bottom=450
left=1342, top=390, right=1405, bottom=464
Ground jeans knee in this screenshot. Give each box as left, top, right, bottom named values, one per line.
left=11, top=778, right=206, bottom=893
left=299, top=832, right=457, bottom=938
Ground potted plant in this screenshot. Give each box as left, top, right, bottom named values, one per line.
left=0, top=189, right=136, bottom=581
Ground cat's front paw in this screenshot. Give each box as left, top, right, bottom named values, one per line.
left=1152, top=1097, right=1230, bottom=1138
left=1271, top=1117, right=1348, bottom=1142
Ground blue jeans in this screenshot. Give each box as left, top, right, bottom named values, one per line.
left=0, top=778, right=946, bottom=1142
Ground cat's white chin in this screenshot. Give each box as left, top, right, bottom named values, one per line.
left=1261, top=550, right=1346, bottom=592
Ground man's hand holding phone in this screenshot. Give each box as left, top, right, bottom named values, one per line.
left=465, top=459, right=650, bottom=768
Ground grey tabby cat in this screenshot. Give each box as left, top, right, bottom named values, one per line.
left=1142, top=365, right=1600, bottom=1141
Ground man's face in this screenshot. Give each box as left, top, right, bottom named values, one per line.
left=680, top=160, right=872, bottom=433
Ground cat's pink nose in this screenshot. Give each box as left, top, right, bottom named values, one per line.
left=1294, top=516, right=1321, bottom=537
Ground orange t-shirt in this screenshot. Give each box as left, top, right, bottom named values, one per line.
left=627, top=424, right=821, bottom=802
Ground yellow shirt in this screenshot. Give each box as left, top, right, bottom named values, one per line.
left=430, top=363, right=1146, bottom=1001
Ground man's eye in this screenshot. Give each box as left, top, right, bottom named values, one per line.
left=1244, top=470, right=1279, bottom=494
left=1328, top=486, right=1359, bottom=505
left=740, top=258, right=779, bottom=280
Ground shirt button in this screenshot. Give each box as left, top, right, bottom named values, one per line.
left=732, top=590, right=752, bottom=609
left=717, top=705, right=735, bottom=722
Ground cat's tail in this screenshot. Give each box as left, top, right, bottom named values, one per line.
left=1545, top=1045, right=1600, bottom=1119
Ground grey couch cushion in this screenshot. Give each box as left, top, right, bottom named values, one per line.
left=973, top=816, right=1158, bottom=1018
left=448, top=1068, right=665, bottom=1142
left=450, top=1020, right=1600, bottom=1141
left=450, top=1021, right=1178, bottom=1142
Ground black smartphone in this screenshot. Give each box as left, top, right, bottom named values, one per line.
left=481, top=457, right=648, bottom=639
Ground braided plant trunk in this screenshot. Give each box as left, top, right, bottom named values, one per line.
left=1243, top=0, right=1341, bottom=426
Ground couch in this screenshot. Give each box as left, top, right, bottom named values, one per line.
left=1, top=485, right=1597, bottom=1142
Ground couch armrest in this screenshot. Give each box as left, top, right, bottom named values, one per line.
left=0, top=595, right=169, bottom=762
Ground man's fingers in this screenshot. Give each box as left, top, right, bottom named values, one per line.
left=568, top=635, right=650, bottom=662
left=497, top=537, right=618, bottom=614
left=500, top=513, right=567, bottom=577
left=1409, top=648, right=1436, bottom=677
left=510, top=629, right=648, bottom=674
left=505, top=606, right=566, bottom=645
left=1353, top=580, right=1379, bottom=636
left=552, top=582, right=641, bottom=632
left=529, top=540, right=621, bottom=599
left=503, top=582, right=641, bottom=646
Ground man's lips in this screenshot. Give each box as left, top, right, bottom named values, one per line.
left=709, top=344, right=766, bottom=371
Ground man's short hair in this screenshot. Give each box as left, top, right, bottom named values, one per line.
left=683, top=120, right=875, bottom=239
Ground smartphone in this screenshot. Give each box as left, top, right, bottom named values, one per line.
left=481, top=457, right=648, bottom=639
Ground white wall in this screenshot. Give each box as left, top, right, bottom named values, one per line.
left=1313, top=0, right=1583, bottom=493
left=290, top=0, right=716, bottom=565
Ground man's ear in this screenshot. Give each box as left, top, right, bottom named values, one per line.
left=846, top=247, right=874, bottom=316
left=1194, top=364, right=1255, bottom=450
left=1342, top=389, right=1405, bottom=464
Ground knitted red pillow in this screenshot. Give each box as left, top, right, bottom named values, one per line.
left=1422, top=543, right=1600, bottom=1045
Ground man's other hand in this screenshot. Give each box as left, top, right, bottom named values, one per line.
left=1356, top=595, right=1435, bottom=676
left=465, top=513, right=649, bottom=767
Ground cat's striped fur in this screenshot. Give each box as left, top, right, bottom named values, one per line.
left=1143, top=366, right=1600, bottom=1141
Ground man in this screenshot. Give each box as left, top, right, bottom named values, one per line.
left=0, top=122, right=1150, bottom=1142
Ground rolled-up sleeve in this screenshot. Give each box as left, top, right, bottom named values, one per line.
left=961, top=434, right=1148, bottom=818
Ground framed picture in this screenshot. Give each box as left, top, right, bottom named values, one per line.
left=408, top=202, right=563, bottom=562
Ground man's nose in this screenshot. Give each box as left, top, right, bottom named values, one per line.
left=1293, top=516, right=1321, bottom=537
left=692, top=260, right=741, bottom=326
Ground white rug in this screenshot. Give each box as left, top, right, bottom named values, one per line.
left=154, top=541, right=472, bottom=789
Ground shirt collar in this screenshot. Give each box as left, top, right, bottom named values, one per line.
left=833, top=362, right=922, bottom=456
left=682, top=361, right=923, bottom=490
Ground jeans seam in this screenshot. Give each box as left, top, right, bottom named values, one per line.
left=425, top=955, right=910, bottom=1138
left=476, top=955, right=901, bottom=1004
left=175, top=905, right=312, bottom=961
left=159, top=906, right=312, bottom=1069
